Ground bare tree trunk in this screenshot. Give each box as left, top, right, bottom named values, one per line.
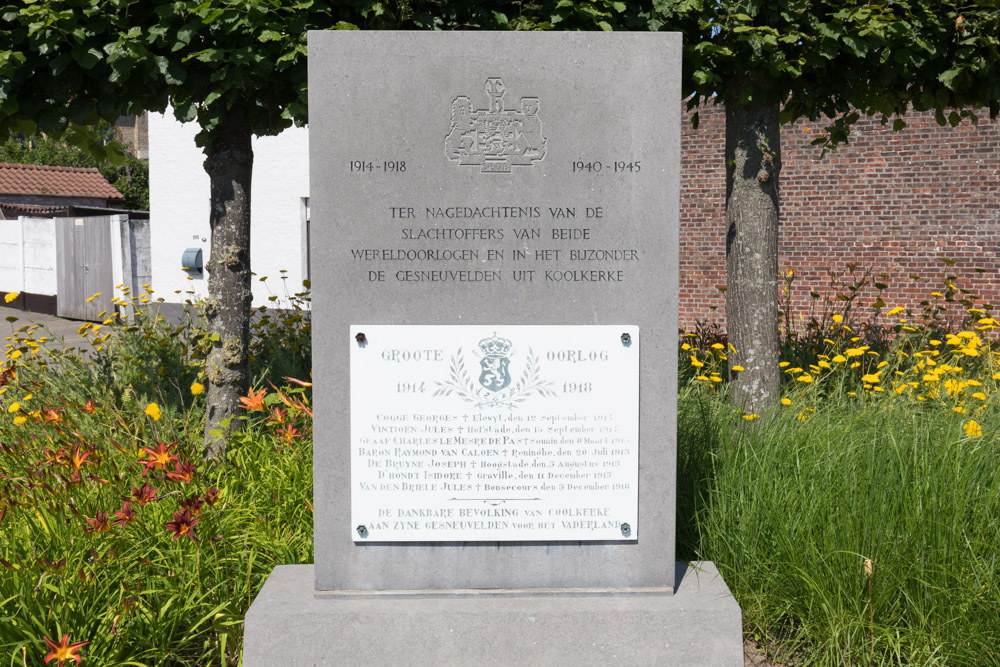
left=202, top=117, right=253, bottom=458
left=724, top=92, right=781, bottom=413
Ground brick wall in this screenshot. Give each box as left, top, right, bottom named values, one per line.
left=679, top=101, right=1000, bottom=332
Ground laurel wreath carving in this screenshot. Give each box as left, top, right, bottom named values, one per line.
left=432, top=347, right=558, bottom=409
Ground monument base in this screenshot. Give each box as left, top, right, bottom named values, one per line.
left=243, top=562, right=742, bottom=666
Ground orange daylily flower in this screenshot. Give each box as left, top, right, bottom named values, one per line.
left=239, top=387, right=267, bottom=411
left=79, top=399, right=97, bottom=414
left=166, top=460, right=196, bottom=485
left=278, top=425, right=302, bottom=442
left=43, top=633, right=89, bottom=665
left=131, top=482, right=159, bottom=505
left=165, top=509, right=199, bottom=540
left=139, top=442, right=179, bottom=476
left=43, top=408, right=62, bottom=424
left=70, top=445, right=92, bottom=471
left=179, top=496, right=205, bottom=516
left=85, top=511, right=110, bottom=534
left=112, top=502, right=137, bottom=527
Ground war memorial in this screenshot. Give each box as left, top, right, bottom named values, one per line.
left=244, top=31, right=743, bottom=665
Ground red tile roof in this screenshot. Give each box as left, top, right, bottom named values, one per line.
left=0, top=163, right=123, bottom=200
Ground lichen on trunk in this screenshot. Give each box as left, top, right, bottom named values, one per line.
left=724, top=91, right=781, bottom=413
left=202, top=119, right=253, bottom=459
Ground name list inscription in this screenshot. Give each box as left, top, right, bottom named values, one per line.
left=351, top=325, right=639, bottom=542
left=351, top=204, right=641, bottom=285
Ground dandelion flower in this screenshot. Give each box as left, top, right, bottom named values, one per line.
left=832, top=314, right=843, bottom=323
left=964, top=420, right=983, bottom=437
left=190, top=382, right=204, bottom=396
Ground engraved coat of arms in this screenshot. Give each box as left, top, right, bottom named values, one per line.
left=445, top=77, right=547, bottom=173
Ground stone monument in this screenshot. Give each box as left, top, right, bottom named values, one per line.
left=244, top=31, right=742, bottom=665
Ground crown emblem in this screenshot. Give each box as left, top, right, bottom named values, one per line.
left=445, top=77, right=547, bottom=173
left=478, top=333, right=512, bottom=358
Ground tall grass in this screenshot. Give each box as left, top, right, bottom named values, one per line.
left=678, top=393, right=1000, bottom=665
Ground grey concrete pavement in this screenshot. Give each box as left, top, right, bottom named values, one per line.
left=0, top=305, right=98, bottom=354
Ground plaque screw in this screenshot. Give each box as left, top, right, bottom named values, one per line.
left=620, top=522, right=631, bottom=537
left=620, top=333, right=632, bottom=347
left=355, top=332, right=367, bottom=346
left=356, top=525, right=368, bottom=538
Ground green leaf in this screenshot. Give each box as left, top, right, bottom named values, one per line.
left=892, top=118, right=906, bottom=131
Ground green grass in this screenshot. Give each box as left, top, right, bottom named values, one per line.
left=678, top=389, right=1000, bottom=666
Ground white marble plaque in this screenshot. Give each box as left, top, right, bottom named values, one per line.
left=351, top=325, right=639, bottom=542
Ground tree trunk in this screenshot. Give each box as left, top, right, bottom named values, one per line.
left=724, top=92, right=781, bottom=413
left=202, top=117, right=253, bottom=458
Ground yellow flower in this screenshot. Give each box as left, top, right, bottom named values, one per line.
left=8, top=350, right=21, bottom=360
left=690, top=356, right=704, bottom=368
left=191, top=382, right=205, bottom=396
left=711, top=343, right=724, bottom=350
left=731, top=365, right=744, bottom=372
left=861, top=373, right=881, bottom=383
left=832, top=314, right=843, bottom=323
left=845, top=347, right=867, bottom=357
left=964, top=420, right=983, bottom=437
left=85, top=292, right=102, bottom=303
left=797, top=374, right=814, bottom=383
left=781, top=398, right=792, bottom=406
left=7, top=402, right=20, bottom=413
left=818, top=360, right=831, bottom=369
left=145, top=403, right=162, bottom=421
left=779, top=361, right=790, bottom=368
left=953, top=406, right=966, bottom=414
left=12, top=415, right=26, bottom=425
left=887, top=306, right=904, bottom=315
left=832, top=355, right=847, bottom=363
left=743, top=414, right=759, bottom=421
left=681, top=343, right=691, bottom=351
left=972, top=392, right=986, bottom=401
left=3, top=292, right=18, bottom=304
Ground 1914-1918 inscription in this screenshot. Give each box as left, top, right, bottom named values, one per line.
left=351, top=325, right=639, bottom=542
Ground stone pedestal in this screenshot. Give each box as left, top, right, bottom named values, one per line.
left=244, top=562, right=742, bottom=666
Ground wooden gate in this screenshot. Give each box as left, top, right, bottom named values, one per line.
left=55, top=216, right=114, bottom=321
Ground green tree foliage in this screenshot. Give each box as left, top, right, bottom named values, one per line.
left=0, top=130, right=149, bottom=210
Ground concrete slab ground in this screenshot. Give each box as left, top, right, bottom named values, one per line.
left=244, top=562, right=743, bottom=666
left=0, top=305, right=98, bottom=354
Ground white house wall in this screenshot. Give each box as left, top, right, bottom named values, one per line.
left=0, top=217, right=57, bottom=296
left=21, top=217, right=57, bottom=295
left=148, top=111, right=310, bottom=308
left=0, top=219, right=25, bottom=293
